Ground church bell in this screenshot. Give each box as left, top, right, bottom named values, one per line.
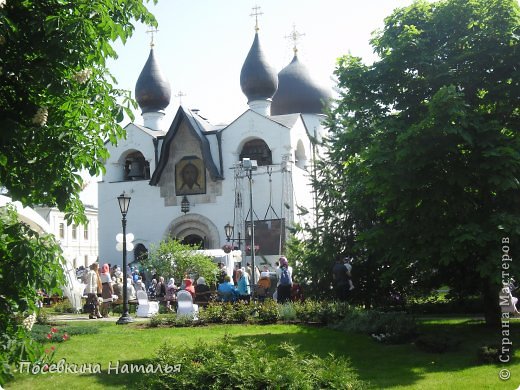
left=127, top=160, right=144, bottom=180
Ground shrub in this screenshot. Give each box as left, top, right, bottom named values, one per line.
left=278, top=302, right=297, bottom=322
left=254, top=299, right=279, bottom=324
left=476, top=345, right=501, bottom=364
left=199, top=302, right=225, bottom=323
left=51, top=300, right=75, bottom=314
left=36, top=309, right=49, bottom=325
left=414, top=332, right=461, bottom=353
left=139, top=337, right=368, bottom=389
left=331, top=310, right=417, bottom=344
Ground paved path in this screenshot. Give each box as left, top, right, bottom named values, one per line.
left=49, top=314, right=149, bottom=322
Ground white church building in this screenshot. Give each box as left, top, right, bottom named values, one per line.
left=98, top=24, right=331, bottom=269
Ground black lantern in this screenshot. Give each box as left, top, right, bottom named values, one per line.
left=224, top=223, right=233, bottom=241
left=181, top=196, right=190, bottom=214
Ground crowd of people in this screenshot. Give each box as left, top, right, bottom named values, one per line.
left=76, top=255, right=306, bottom=318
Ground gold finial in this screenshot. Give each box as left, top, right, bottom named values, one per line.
left=250, top=5, right=263, bottom=32
left=175, top=91, right=186, bottom=105
left=146, top=27, right=159, bottom=47
left=285, top=24, right=305, bottom=55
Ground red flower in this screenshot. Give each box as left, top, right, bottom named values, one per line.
left=45, top=349, right=50, bottom=354
left=46, top=333, right=52, bottom=339
left=50, top=327, right=58, bottom=334
left=51, top=346, right=56, bottom=351
left=62, top=333, right=69, bottom=341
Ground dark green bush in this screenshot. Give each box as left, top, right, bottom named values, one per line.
left=139, top=337, right=367, bottom=389
left=476, top=345, right=501, bottom=364
left=414, top=332, right=461, bottom=353
left=254, top=299, right=279, bottom=323
left=331, top=310, right=417, bottom=344
left=198, top=302, right=225, bottom=323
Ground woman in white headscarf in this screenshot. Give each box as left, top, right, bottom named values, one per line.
left=165, top=278, right=177, bottom=312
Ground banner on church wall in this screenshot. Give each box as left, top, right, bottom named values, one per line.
left=244, top=219, right=285, bottom=256
left=175, top=156, right=206, bottom=195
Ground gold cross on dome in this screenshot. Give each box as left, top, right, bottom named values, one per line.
left=285, top=24, right=305, bottom=54
left=250, top=5, right=263, bottom=32
left=146, top=27, right=159, bottom=47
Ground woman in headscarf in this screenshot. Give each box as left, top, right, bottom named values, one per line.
left=276, top=256, right=293, bottom=304
left=85, top=263, right=102, bottom=319
left=194, top=277, right=211, bottom=306
left=100, top=263, right=114, bottom=317
left=183, top=278, right=195, bottom=298
left=165, top=278, right=177, bottom=312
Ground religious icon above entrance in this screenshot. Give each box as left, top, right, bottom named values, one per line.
left=175, top=156, right=206, bottom=195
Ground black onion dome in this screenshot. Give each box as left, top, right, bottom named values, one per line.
left=240, top=32, right=278, bottom=102
left=271, top=55, right=331, bottom=115
left=135, top=48, right=171, bottom=113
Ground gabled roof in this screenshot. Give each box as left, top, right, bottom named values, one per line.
left=222, top=108, right=295, bottom=131
left=149, top=106, right=223, bottom=186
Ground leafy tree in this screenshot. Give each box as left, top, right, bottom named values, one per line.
left=0, top=205, right=65, bottom=384
left=143, top=238, right=218, bottom=287
left=0, top=0, right=156, bottom=382
left=319, top=0, right=519, bottom=325
left=0, top=0, right=156, bottom=220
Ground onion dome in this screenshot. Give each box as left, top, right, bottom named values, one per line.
left=271, top=54, right=331, bottom=115
left=135, top=48, right=171, bottom=113
left=240, top=32, right=278, bottom=103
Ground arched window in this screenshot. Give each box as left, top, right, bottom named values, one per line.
left=239, top=139, right=272, bottom=166
left=124, top=151, right=150, bottom=181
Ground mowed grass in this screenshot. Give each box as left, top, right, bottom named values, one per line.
left=8, top=316, right=520, bottom=389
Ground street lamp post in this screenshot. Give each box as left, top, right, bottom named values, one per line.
left=116, top=192, right=134, bottom=325
left=224, top=222, right=245, bottom=250
left=242, top=158, right=257, bottom=287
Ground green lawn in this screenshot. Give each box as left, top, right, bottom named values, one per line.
left=7, top=316, right=520, bottom=389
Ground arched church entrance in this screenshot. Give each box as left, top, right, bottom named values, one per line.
left=166, top=214, right=220, bottom=249
left=181, top=234, right=204, bottom=248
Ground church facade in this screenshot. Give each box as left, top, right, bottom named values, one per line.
left=98, top=25, right=331, bottom=269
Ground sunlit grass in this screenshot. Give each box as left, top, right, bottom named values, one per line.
left=8, top=316, right=520, bottom=389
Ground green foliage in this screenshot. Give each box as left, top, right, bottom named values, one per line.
left=278, top=302, right=298, bottom=321
left=0, top=1, right=157, bottom=383
left=50, top=300, right=75, bottom=314
left=0, top=206, right=66, bottom=384
left=331, top=309, right=417, bottom=344
left=476, top=345, right=501, bottom=364
left=0, top=0, right=157, bottom=221
left=253, top=298, right=279, bottom=324
left=30, top=324, right=97, bottom=343
left=143, top=238, right=218, bottom=286
left=316, top=0, right=520, bottom=324
left=139, top=337, right=367, bottom=390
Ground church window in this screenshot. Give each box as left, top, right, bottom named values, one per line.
left=83, top=222, right=89, bottom=240
left=72, top=224, right=77, bottom=240
left=59, top=223, right=65, bottom=239
left=239, top=139, right=272, bottom=166
left=124, top=151, right=150, bottom=181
